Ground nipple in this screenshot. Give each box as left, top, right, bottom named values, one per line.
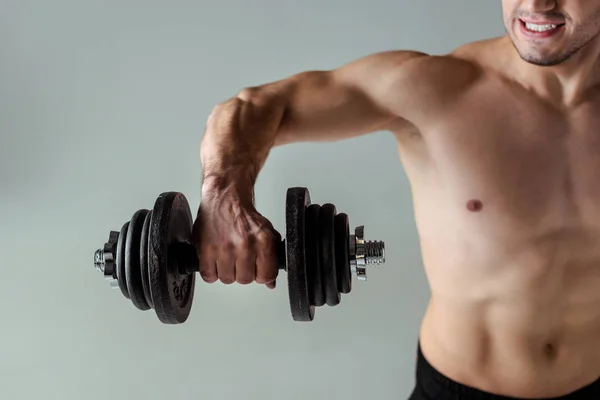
left=466, top=199, right=483, bottom=212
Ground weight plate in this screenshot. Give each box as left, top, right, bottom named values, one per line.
left=148, top=192, right=195, bottom=324
left=116, top=221, right=130, bottom=299
left=285, top=187, right=314, bottom=322
left=140, top=210, right=153, bottom=308
left=319, top=204, right=340, bottom=306
left=125, top=209, right=151, bottom=311
left=334, top=213, right=352, bottom=294
left=305, top=204, right=324, bottom=307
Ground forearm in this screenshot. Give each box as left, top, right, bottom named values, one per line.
left=200, top=89, right=287, bottom=196
left=199, top=55, right=410, bottom=193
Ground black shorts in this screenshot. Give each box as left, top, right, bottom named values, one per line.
left=409, top=344, right=600, bottom=400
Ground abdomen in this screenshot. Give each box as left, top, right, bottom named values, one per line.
left=417, top=225, right=600, bottom=398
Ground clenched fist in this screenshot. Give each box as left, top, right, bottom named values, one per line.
left=192, top=186, right=281, bottom=288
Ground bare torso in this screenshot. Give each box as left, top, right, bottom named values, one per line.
left=391, top=38, right=600, bottom=398
left=200, top=25, right=600, bottom=397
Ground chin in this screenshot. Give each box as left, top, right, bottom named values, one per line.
left=518, top=46, right=577, bottom=66
left=510, top=38, right=573, bottom=67
left=519, top=53, right=566, bottom=66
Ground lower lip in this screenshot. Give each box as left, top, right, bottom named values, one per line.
left=519, top=20, right=565, bottom=39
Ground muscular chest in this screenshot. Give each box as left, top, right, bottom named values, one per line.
left=422, top=97, right=600, bottom=234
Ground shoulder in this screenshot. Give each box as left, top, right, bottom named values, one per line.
left=364, top=38, right=509, bottom=126
left=362, top=50, right=482, bottom=120
left=373, top=36, right=508, bottom=88
left=334, top=38, right=508, bottom=95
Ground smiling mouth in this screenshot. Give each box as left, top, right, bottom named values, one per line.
left=519, top=19, right=566, bottom=37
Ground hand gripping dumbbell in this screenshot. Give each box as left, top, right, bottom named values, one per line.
left=93, top=187, right=386, bottom=324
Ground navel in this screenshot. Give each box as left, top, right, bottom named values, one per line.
left=466, top=199, right=483, bottom=212
left=544, top=342, right=558, bottom=360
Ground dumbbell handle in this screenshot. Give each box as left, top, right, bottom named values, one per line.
left=176, top=240, right=288, bottom=275
left=176, top=227, right=386, bottom=281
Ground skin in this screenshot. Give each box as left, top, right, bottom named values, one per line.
left=194, top=0, right=600, bottom=397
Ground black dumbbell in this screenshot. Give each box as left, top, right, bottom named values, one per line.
left=93, top=187, right=386, bottom=324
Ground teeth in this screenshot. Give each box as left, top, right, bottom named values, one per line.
left=525, top=22, right=557, bottom=32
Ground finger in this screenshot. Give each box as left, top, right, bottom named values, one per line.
left=216, top=244, right=236, bottom=285
left=235, top=250, right=256, bottom=285
left=191, top=209, right=206, bottom=246
left=198, top=252, right=218, bottom=283
left=255, top=232, right=279, bottom=286
left=192, top=215, right=217, bottom=282
left=255, top=253, right=278, bottom=285
left=266, top=280, right=276, bottom=289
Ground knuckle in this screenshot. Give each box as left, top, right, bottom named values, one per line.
left=255, top=230, right=275, bottom=246
left=224, top=240, right=237, bottom=252
left=238, top=236, right=254, bottom=250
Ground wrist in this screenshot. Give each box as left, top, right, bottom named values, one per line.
left=201, top=171, right=255, bottom=203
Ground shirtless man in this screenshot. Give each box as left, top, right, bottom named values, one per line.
left=194, top=1, right=600, bottom=399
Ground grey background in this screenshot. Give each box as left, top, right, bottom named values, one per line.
left=1, top=1, right=504, bottom=399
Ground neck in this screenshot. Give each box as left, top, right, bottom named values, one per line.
left=505, top=36, right=600, bottom=107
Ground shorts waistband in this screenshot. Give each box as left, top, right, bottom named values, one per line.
left=415, top=343, right=600, bottom=400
